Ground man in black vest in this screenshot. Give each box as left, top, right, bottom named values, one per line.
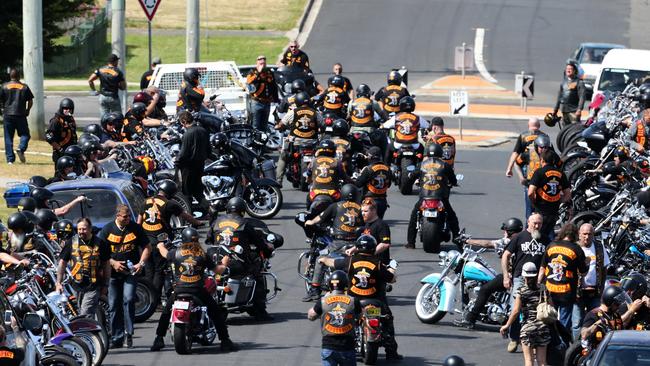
left=88, top=53, right=126, bottom=119
left=0, top=68, right=34, bottom=164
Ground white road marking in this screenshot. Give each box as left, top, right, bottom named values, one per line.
left=474, top=28, right=498, bottom=83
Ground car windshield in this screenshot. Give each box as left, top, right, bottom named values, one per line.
left=598, top=68, right=650, bottom=92
left=598, top=344, right=650, bottom=365
left=581, top=47, right=616, bottom=64
left=51, top=189, right=121, bottom=228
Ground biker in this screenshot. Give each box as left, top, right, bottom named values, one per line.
left=381, top=96, right=429, bottom=165
left=83, top=124, right=103, bottom=142
left=348, top=84, right=387, bottom=157
left=176, top=67, right=205, bottom=113
left=307, top=270, right=361, bottom=365
left=54, top=218, right=75, bottom=249
left=276, top=79, right=306, bottom=114
left=150, top=227, right=237, bottom=352
left=306, top=140, right=350, bottom=213
left=406, top=144, right=459, bottom=249
left=140, top=179, right=202, bottom=307
left=80, top=140, right=103, bottom=178
left=443, top=356, right=466, bottom=366
left=552, top=60, right=586, bottom=127
left=34, top=208, right=58, bottom=233
left=144, top=86, right=168, bottom=121
left=30, top=187, right=87, bottom=217
left=627, top=108, right=650, bottom=153
left=618, top=273, right=650, bottom=330
left=275, top=91, right=322, bottom=186
left=304, top=184, right=364, bottom=301
left=64, top=144, right=85, bottom=176
left=331, top=119, right=352, bottom=166
left=454, top=218, right=524, bottom=328
left=99, top=112, right=128, bottom=147
left=16, top=197, right=36, bottom=213
left=121, top=102, right=147, bottom=141
left=45, top=98, right=77, bottom=164
left=528, top=150, right=570, bottom=242
left=330, top=63, right=353, bottom=98
left=581, top=286, right=641, bottom=350
left=426, top=117, right=456, bottom=168
left=354, top=147, right=392, bottom=218
left=587, top=146, right=635, bottom=185
left=2, top=212, right=32, bottom=267
left=515, top=134, right=553, bottom=219
left=317, top=75, right=350, bottom=119
left=0, top=323, right=25, bottom=366
left=375, top=70, right=410, bottom=117
left=48, top=156, right=77, bottom=184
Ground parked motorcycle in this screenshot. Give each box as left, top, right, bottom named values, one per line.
left=170, top=285, right=217, bottom=354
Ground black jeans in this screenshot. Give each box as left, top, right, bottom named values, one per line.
left=372, top=197, right=388, bottom=219
left=539, top=212, right=558, bottom=242
left=467, top=273, right=505, bottom=322
left=407, top=197, right=460, bottom=247
left=145, top=236, right=168, bottom=306
left=180, top=165, right=207, bottom=209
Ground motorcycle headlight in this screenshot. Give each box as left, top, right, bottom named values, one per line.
left=447, top=250, right=461, bottom=267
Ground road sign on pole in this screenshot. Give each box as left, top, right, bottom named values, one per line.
left=138, top=0, right=162, bottom=21
left=522, top=75, right=534, bottom=99
left=450, top=90, right=469, bottom=116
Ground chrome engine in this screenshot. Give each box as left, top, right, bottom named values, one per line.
left=202, top=175, right=235, bottom=201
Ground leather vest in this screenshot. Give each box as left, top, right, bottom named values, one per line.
left=173, top=243, right=209, bottom=288
left=348, top=254, right=381, bottom=298
left=332, top=201, right=362, bottom=240
left=350, top=97, right=374, bottom=127
left=365, top=163, right=391, bottom=197
left=141, top=196, right=168, bottom=234
left=394, top=113, right=419, bottom=143
left=432, top=133, right=456, bottom=166
left=176, top=81, right=205, bottom=112
left=535, top=168, right=564, bottom=204
left=70, top=235, right=100, bottom=284
left=323, top=86, right=346, bottom=111
left=321, top=292, right=356, bottom=337
left=311, top=156, right=339, bottom=191
left=290, top=106, right=319, bottom=139
left=332, top=137, right=350, bottom=161
left=381, top=85, right=408, bottom=113
left=560, top=77, right=581, bottom=111
left=211, top=214, right=245, bottom=248
left=525, top=144, right=542, bottom=180
left=636, top=120, right=648, bottom=150
left=420, top=157, right=449, bottom=199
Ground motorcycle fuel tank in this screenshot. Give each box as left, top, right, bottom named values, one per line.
left=462, top=262, right=496, bottom=282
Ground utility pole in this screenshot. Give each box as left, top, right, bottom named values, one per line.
left=187, top=0, right=200, bottom=62
left=111, top=0, right=127, bottom=112
left=22, top=0, right=44, bottom=139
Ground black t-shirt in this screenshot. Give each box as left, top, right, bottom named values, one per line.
left=59, top=234, right=111, bottom=263
left=529, top=165, right=569, bottom=215
left=98, top=221, right=149, bottom=275
left=313, top=295, right=361, bottom=351
left=583, top=308, right=623, bottom=340
left=95, top=65, right=125, bottom=97
left=361, top=219, right=391, bottom=264
left=0, top=346, right=24, bottom=366
left=0, top=80, right=34, bottom=117
left=541, top=240, right=588, bottom=305
left=140, top=69, right=154, bottom=90
left=167, top=247, right=216, bottom=291
left=506, top=230, right=548, bottom=277
left=618, top=303, right=650, bottom=329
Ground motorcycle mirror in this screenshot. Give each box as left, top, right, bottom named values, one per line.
left=389, top=259, right=398, bottom=269
left=234, top=245, right=244, bottom=255
left=210, top=94, right=218, bottom=101
left=456, top=174, right=464, bottom=181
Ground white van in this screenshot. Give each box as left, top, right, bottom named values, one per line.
left=593, top=49, right=650, bottom=100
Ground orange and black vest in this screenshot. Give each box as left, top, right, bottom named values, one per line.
left=45, top=115, right=77, bottom=148
left=431, top=133, right=456, bottom=166
left=211, top=213, right=245, bottom=248
left=635, top=120, right=648, bottom=150
left=121, top=114, right=144, bottom=142
left=290, top=106, right=319, bottom=139
left=364, top=163, right=391, bottom=197
left=246, top=68, right=276, bottom=103
left=381, top=85, right=408, bottom=114
left=523, top=144, right=542, bottom=180
left=420, top=157, right=450, bottom=199
left=172, top=243, right=209, bottom=289
left=349, top=97, right=374, bottom=127
left=311, top=156, right=340, bottom=192
left=320, top=292, right=356, bottom=337
left=332, top=137, right=351, bottom=161
left=141, top=196, right=168, bottom=234
left=394, top=112, right=420, bottom=143
left=331, top=201, right=363, bottom=240
left=588, top=309, right=623, bottom=346
left=348, top=254, right=381, bottom=298
left=69, top=235, right=100, bottom=285
left=176, top=81, right=205, bottom=112
left=323, top=86, right=346, bottom=111
left=535, top=168, right=564, bottom=204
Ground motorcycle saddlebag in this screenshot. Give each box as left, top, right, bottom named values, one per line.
left=225, top=276, right=255, bottom=305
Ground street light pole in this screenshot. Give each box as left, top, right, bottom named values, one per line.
left=22, top=0, right=44, bottom=139
left=111, top=0, right=126, bottom=112
left=187, top=0, right=200, bottom=62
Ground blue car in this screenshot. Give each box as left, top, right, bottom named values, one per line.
left=586, top=330, right=650, bottom=365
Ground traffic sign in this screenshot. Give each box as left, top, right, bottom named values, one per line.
left=522, top=75, right=534, bottom=99
left=449, top=90, right=469, bottom=116
left=138, top=0, right=162, bottom=21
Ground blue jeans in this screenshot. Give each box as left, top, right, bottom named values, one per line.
left=3, top=115, right=30, bottom=163
left=555, top=302, right=574, bottom=332
left=99, top=94, right=122, bottom=120
left=508, top=276, right=524, bottom=341
left=250, top=99, right=271, bottom=132
left=321, top=349, right=356, bottom=366
left=524, top=187, right=533, bottom=220
left=572, top=292, right=601, bottom=340
left=108, top=275, right=137, bottom=341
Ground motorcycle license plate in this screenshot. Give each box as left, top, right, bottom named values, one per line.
left=174, top=301, right=190, bottom=310
left=366, top=307, right=381, bottom=316
left=423, top=210, right=438, bottom=218
left=303, top=156, right=313, bottom=163
left=402, top=151, right=414, bottom=156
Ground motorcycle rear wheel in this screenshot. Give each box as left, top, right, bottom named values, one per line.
left=399, top=159, right=413, bottom=195
left=173, top=324, right=193, bottom=355
left=244, top=184, right=283, bottom=219
left=362, top=337, right=379, bottom=365
left=415, top=283, right=447, bottom=324
left=421, top=219, right=442, bottom=253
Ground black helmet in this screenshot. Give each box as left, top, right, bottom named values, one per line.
left=17, top=197, right=36, bottom=212
left=317, top=139, right=336, bottom=156
left=81, top=140, right=102, bottom=157
left=340, top=184, right=359, bottom=202
left=295, top=92, right=310, bottom=107
left=157, top=179, right=178, bottom=197
left=614, top=146, right=629, bottom=161
left=28, top=176, right=48, bottom=188
left=330, top=75, right=345, bottom=88
left=35, top=209, right=58, bottom=231
left=226, top=197, right=246, bottom=215
left=399, top=96, right=415, bottom=113
left=55, top=219, right=74, bottom=240
left=84, top=124, right=102, bottom=139
left=58, top=98, right=75, bottom=115
left=291, top=79, right=306, bottom=94
left=544, top=113, right=560, bottom=127
left=637, top=191, right=650, bottom=209
left=356, top=84, right=371, bottom=98
left=332, top=119, right=349, bottom=137
left=101, top=112, right=123, bottom=130
left=131, top=102, right=147, bottom=120
left=31, top=187, right=53, bottom=206
left=387, top=70, right=402, bottom=85
left=640, top=92, right=650, bottom=108
left=328, top=270, right=349, bottom=292
left=426, top=143, right=443, bottom=158
left=56, top=156, right=75, bottom=173
left=443, top=355, right=466, bottom=366
left=181, top=227, right=200, bottom=244
left=64, top=145, right=83, bottom=160
left=183, top=68, right=200, bottom=86
left=355, top=234, right=377, bottom=254
left=601, top=285, right=630, bottom=307
left=500, top=218, right=524, bottom=235
left=534, top=134, right=551, bottom=149
left=210, top=132, right=228, bottom=151
left=77, top=133, right=100, bottom=147
left=621, top=272, right=648, bottom=300
left=639, top=83, right=650, bottom=95
left=7, top=212, right=29, bottom=232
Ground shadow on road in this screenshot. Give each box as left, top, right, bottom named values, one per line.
left=226, top=311, right=306, bottom=325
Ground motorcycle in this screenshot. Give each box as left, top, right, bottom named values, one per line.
left=416, top=174, right=463, bottom=253
left=169, top=284, right=218, bottom=354
left=295, top=211, right=338, bottom=294
left=355, top=299, right=386, bottom=366
left=285, top=139, right=318, bottom=192
left=390, top=142, right=421, bottom=195
left=415, top=246, right=510, bottom=326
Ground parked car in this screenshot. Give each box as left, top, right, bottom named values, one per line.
left=592, top=48, right=650, bottom=101
left=585, top=330, right=650, bottom=365
left=571, top=42, right=625, bottom=83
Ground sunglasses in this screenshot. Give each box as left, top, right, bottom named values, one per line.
left=289, top=46, right=297, bottom=49
left=257, top=58, right=266, bottom=61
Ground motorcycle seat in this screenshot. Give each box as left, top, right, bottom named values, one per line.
left=359, top=298, right=384, bottom=308
left=174, top=292, right=206, bottom=306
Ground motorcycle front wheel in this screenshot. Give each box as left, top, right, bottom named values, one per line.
left=415, top=283, right=447, bottom=324
left=564, top=340, right=587, bottom=366
left=59, top=337, right=92, bottom=366
left=74, top=330, right=107, bottom=366
left=244, top=184, right=283, bottom=219
left=41, top=352, right=79, bottom=366
left=362, top=333, right=379, bottom=365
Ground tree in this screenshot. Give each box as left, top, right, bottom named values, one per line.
left=0, top=0, right=95, bottom=80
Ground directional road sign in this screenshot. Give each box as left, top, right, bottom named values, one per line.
left=450, top=90, right=469, bottom=116
left=138, top=0, right=162, bottom=21
left=522, top=75, right=534, bottom=99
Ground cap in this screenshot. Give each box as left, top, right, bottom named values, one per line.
left=522, top=262, right=538, bottom=278
left=257, top=55, right=267, bottom=61
left=108, top=53, right=120, bottom=63
left=431, top=117, right=444, bottom=127
left=152, top=57, right=161, bottom=65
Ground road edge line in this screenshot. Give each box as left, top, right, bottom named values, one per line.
left=474, top=28, right=498, bottom=84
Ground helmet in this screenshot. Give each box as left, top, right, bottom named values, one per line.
left=210, top=132, right=228, bottom=151
left=35, top=209, right=58, bottom=230
left=183, top=68, right=200, bottom=86
left=64, top=145, right=83, bottom=160
left=83, top=124, right=102, bottom=139
left=500, top=218, right=524, bottom=235
left=387, top=70, right=402, bottom=85
left=544, top=113, right=560, bottom=127
left=7, top=212, right=29, bottom=232
left=133, top=91, right=152, bottom=105
left=637, top=191, right=650, bottom=209
left=58, top=98, right=75, bottom=115
left=291, top=79, right=306, bottom=94
left=614, top=146, right=629, bottom=160
left=328, top=270, right=349, bottom=292
left=31, top=187, right=53, bottom=206
left=56, top=156, right=75, bottom=173
left=317, top=139, right=336, bottom=157
left=443, top=355, right=466, bottom=366
left=77, top=133, right=101, bottom=147
left=101, top=112, right=123, bottom=130
left=399, top=96, right=416, bottom=113
left=426, top=143, right=443, bottom=158
left=55, top=219, right=74, bottom=240
left=640, top=92, right=650, bottom=108
left=340, top=184, right=359, bottom=202
left=621, top=272, right=648, bottom=300
left=226, top=197, right=246, bottom=215
left=332, top=119, right=349, bottom=137
left=355, top=234, right=377, bottom=254
left=534, top=134, right=551, bottom=149
left=81, top=140, right=102, bottom=157
left=28, top=176, right=48, bottom=188
left=330, top=75, right=345, bottom=88
left=356, top=84, right=371, bottom=98
left=131, top=102, right=147, bottom=120
left=601, top=285, right=631, bottom=307
left=157, top=179, right=178, bottom=197
left=639, top=83, right=650, bottom=96
left=181, top=227, right=200, bottom=244
left=295, top=92, right=310, bottom=107
left=17, top=197, right=36, bottom=212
